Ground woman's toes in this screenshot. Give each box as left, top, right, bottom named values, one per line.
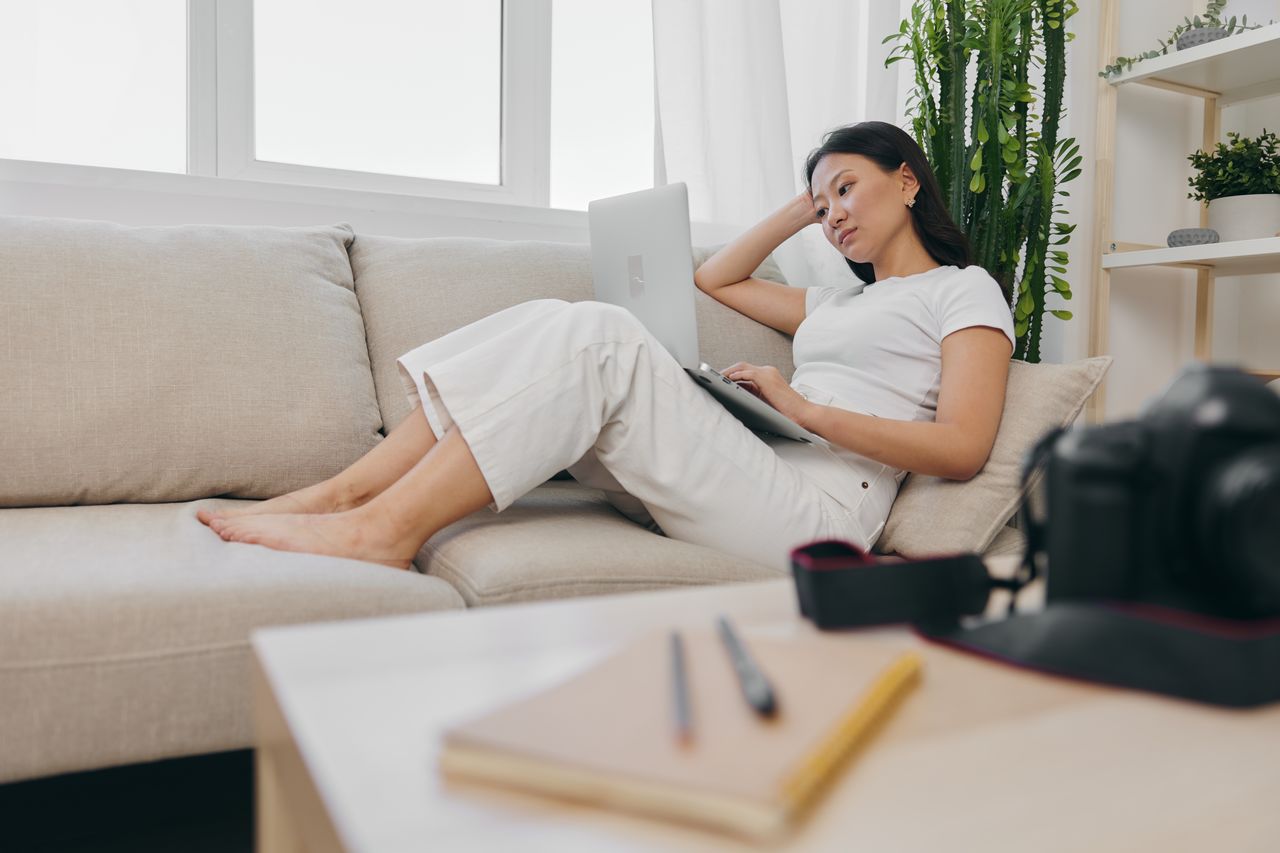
left=212, top=519, right=239, bottom=540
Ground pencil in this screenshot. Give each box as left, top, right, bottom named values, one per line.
left=669, top=631, right=693, bottom=742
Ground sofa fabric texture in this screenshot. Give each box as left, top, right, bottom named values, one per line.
left=418, top=481, right=782, bottom=606
left=0, top=216, right=384, bottom=507
left=0, top=499, right=462, bottom=783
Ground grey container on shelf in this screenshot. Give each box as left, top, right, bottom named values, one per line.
left=1167, top=227, right=1220, bottom=247
left=1176, top=26, right=1228, bottom=50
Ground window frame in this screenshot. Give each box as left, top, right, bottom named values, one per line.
left=192, top=0, right=550, bottom=206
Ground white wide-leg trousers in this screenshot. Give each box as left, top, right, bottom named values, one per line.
left=395, top=299, right=895, bottom=572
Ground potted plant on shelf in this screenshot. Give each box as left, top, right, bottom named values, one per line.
left=1099, top=0, right=1266, bottom=78
left=1187, top=129, right=1280, bottom=242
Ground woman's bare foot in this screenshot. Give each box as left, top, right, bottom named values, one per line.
left=205, top=505, right=417, bottom=570
left=195, top=480, right=361, bottom=527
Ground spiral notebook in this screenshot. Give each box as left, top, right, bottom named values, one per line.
left=438, top=627, right=922, bottom=842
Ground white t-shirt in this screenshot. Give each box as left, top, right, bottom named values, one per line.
left=768, top=264, right=1014, bottom=546
left=791, top=264, right=1015, bottom=424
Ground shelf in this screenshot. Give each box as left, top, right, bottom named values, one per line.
left=1101, top=236, right=1280, bottom=275
left=1108, top=23, right=1280, bottom=105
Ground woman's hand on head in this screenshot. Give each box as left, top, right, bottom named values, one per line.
left=791, top=189, right=821, bottom=230
left=722, top=362, right=815, bottom=426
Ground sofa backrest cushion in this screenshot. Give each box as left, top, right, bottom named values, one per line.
left=351, top=235, right=793, bottom=430
left=875, top=356, right=1112, bottom=558
left=0, top=215, right=383, bottom=507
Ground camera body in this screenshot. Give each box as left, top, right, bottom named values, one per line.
left=1041, top=364, right=1280, bottom=619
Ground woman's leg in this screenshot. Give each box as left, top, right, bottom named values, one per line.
left=196, top=298, right=570, bottom=527
left=201, top=297, right=577, bottom=564
left=207, top=300, right=873, bottom=573
left=196, top=402, right=436, bottom=525
left=206, top=423, right=493, bottom=570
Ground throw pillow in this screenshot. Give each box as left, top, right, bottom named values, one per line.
left=875, top=356, right=1112, bottom=558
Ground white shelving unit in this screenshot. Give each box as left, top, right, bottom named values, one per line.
left=1106, top=22, right=1280, bottom=103
left=1100, top=236, right=1280, bottom=276
left=1087, top=7, right=1280, bottom=420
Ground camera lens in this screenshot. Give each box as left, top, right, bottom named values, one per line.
left=1198, top=444, right=1280, bottom=616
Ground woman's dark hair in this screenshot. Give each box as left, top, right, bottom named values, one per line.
left=804, top=121, right=973, bottom=288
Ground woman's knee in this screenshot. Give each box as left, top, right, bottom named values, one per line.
left=567, top=300, right=645, bottom=333
left=525, top=297, right=571, bottom=310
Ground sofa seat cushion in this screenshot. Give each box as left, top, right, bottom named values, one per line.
left=417, top=481, right=782, bottom=606
left=349, top=234, right=794, bottom=432
left=0, top=501, right=463, bottom=783
left=0, top=215, right=384, bottom=507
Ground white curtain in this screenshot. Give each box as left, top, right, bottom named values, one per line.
left=652, top=0, right=909, bottom=289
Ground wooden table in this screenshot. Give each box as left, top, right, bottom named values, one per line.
left=252, top=558, right=1280, bottom=852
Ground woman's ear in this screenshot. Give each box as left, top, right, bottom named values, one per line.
left=899, top=163, right=921, bottom=200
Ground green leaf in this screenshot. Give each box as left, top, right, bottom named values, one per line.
left=1049, top=310, right=1073, bottom=321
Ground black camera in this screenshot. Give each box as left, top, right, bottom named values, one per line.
left=1034, top=363, right=1280, bottom=619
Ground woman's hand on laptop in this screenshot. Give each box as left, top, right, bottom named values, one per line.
left=722, top=362, right=816, bottom=427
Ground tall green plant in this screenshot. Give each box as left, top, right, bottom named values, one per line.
left=885, top=0, right=1080, bottom=363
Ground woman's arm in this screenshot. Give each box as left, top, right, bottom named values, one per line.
left=722, top=325, right=1011, bottom=480
left=796, top=326, right=1013, bottom=480
left=693, top=192, right=819, bottom=337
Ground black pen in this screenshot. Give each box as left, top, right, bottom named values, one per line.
left=670, top=631, right=693, bottom=742
left=716, top=614, right=778, bottom=717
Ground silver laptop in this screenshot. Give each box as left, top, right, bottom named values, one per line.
left=587, top=182, right=824, bottom=445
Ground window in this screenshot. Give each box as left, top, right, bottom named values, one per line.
left=1, top=0, right=656, bottom=212
left=0, top=0, right=185, bottom=173
left=253, top=0, right=501, bottom=185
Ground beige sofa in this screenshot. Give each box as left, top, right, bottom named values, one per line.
left=0, top=215, right=1109, bottom=784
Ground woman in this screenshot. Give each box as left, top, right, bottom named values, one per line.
left=196, top=121, right=1014, bottom=571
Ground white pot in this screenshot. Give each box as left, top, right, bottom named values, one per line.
left=1207, top=193, right=1280, bottom=241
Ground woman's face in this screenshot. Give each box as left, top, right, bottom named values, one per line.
left=809, top=153, right=918, bottom=265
